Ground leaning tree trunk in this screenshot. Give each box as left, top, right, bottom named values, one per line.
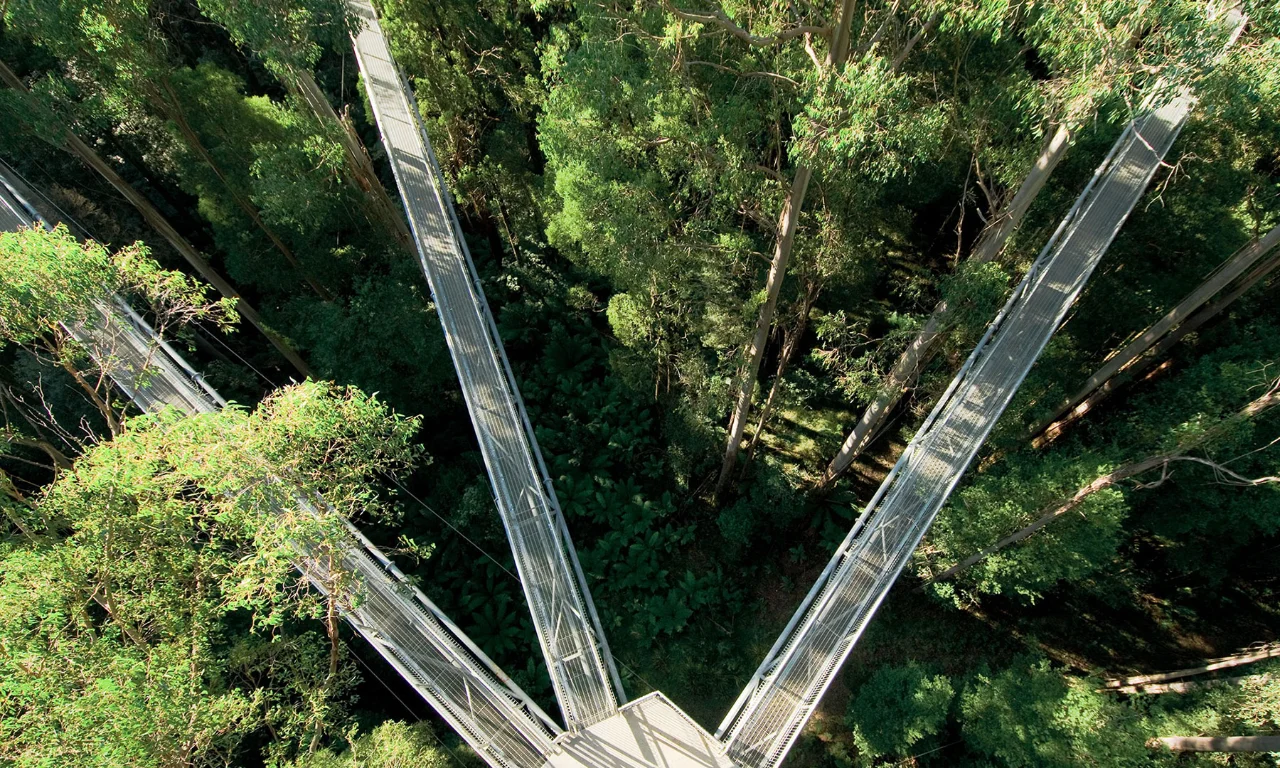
left=1103, top=642, right=1280, bottom=693
left=1148, top=737, right=1280, bottom=752
left=1108, top=674, right=1270, bottom=695
left=716, top=166, right=813, bottom=497
left=1032, top=224, right=1280, bottom=446
left=0, top=60, right=313, bottom=378
left=154, top=79, right=334, bottom=301
left=714, top=0, right=857, bottom=498
left=816, top=121, right=1075, bottom=491
left=290, top=68, right=413, bottom=249
left=925, top=382, right=1280, bottom=585
left=741, top=282, right=820, bottom=468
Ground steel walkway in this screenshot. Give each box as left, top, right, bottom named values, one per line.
left=716, top=88, right=1210, bottom=768
left=346, top=0, right=623, bottom=730
left=0, top=171, right=561, bottom=768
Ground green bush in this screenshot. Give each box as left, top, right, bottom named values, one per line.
left=847, top=662, right=954, bottom=763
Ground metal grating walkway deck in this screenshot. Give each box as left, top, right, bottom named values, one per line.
left=717, top=89, right=1205, bottom=768
left=346, top=0, right=623, bottom=730
left=0, top=171, right=560, bottom=768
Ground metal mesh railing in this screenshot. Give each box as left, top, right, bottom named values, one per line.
left=346, top=0, right=622, bottom=729
left=718, top=91, right=1200, bottom=768
left=0, top=174, right=558, bottom=768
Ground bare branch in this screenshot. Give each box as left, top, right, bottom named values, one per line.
left=891, top=11, right=941, bottom=71
left=685, top=59, right=800, bottom=85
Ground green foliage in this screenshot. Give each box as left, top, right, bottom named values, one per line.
left=959, top=656, right=1147, bottom=768
left=0, top=224, right=233, bottom=347
left=196, top=0, right=351, bottom=79
left=0, top=382, right=420, bottom=766
left=939, top=260, right=1011, bottom=352
left=928, top=452, right=1129, bottom=604
left=1145, top=661, right=1280, bottom=746
left=847, top=662, right=955, bottom=763
left=794, top=56, right=947, bottom=182
left=377, top=0, right=546, bottom=243
left=288, top=721, right=452, bottom=768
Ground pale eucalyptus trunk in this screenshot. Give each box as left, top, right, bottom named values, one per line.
left=716, top=166, right=812, bottom=498
left=714, top=0, right=857, bottom=497
left=817, top=122, right=1074, bottom=490
left=1149, top=737, right=1280, bottom=753
left=1032, top=224, right=1280, bottom=445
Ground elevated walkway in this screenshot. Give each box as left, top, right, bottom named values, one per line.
left=717, top=83, right=1215, bottom=768
left=0, top=170, right=561, bottom=768
left=346, top=0, right=622, bottom=730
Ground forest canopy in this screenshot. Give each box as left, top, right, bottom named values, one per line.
left=2, top=0, right=1280, bottom=765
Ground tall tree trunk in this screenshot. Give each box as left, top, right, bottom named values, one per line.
left=741, top=283, right=819, bottom=468
left=1039, top=254, right=1280, bottom=448
left=155, top=79, right=334, bottom=301
left=1103, top=643, right=1280, bottom=693
left=925, top=382, right=1280, bottom=585
left=716, top=166, right=813, bottom=497
left=290, top=68, right=412, bottom=249
left=816, top=121, right=1075, bottom=491
left=1149, top=737, right=1280, bottom=753
left=1032, top=224, right=1280, bottom=446
left=714, top=0, right=857, bottom=497
left=1108, top=674, right=1270, bottom=695
left=0, top=59, right=313, bottom=378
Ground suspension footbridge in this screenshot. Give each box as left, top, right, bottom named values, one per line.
left=0, top=169, right=562, bottom=768
left=347, top=0, right=623, bottom=731
left=714, top=89, right=1206, bottom=768
left=0, top=2, right=1242, bottom=765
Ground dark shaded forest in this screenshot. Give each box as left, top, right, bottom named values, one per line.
left=1, top=0, right=1280, bottom=766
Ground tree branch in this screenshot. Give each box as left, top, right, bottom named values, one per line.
left=685, top=60, right=800, bottom=85
left=664, top=0, right=831, bottom=47
left=923, top=378, right=1280, bottom=585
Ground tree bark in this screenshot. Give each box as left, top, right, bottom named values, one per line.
left=925, top=382, right=1280, bottom=585
left=716, top=166, right=812, bottom=497
left=0, top=59, right=313, bottom=378
left=290, top=68, right=412, bottom=249
left=1103, top=643, right=1280, bottom=691
left=816, top=121, right=1075, bottom=491
left=713, top=0, right=857, bottom=498
left=1148, top=736, right=1280, bottom=752
left=58, top=355, right=122, bottom=436
left=742, top=283, right=819, bottom=467
left=1033, top=225, right=1280, bottom=446
left=1105, top=673, right=1271, bottom=695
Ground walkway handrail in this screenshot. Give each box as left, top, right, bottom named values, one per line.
left=0, top=174, right=559, bottom=768
left=345, top=0, right=623, bottom=728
